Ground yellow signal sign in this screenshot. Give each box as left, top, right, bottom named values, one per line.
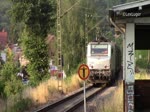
left=78, top=64, right=90, bottom=80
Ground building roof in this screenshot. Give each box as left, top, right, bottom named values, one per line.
left=109, top=0, right=150, bottom=21
left=109, top=0, right=150, bottom=50
left=0, top=31, right=8, bottom=50
left=112, top=0, right=150, bottom=11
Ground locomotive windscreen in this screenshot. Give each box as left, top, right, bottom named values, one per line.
left=91, top=44, right=108, bottom=55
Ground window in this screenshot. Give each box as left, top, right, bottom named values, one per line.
left=91, top=44, right=108, bottom=55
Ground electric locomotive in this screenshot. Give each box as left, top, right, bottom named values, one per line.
left=86, top=40, right=121, bottom=85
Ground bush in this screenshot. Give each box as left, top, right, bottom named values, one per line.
left=4, top=77, right=23, bottom=97
left=0, top=54, right=23, bottom=98
left=20, top=31, right=50, bottom=86
left=11, top=98, right=32, bottom=112
left=136, top=59, right=148, bottom=68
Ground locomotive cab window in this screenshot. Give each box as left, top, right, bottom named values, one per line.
left=91, top=44, right=108, bottom=55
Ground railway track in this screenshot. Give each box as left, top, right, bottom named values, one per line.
left=35, top=84, right=107, bottom=112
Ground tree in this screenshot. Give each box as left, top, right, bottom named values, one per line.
left=0, top=54, right=23, bottom=97
left=60, top=0, right=113, bottom=74
left=10, top=0, right=56, bottom=85
left=60, top=0, right=137, bottom=75
left=0, top=0, right=12, bottom=31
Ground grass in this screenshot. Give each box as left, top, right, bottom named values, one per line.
left=0, top=74, right=83, bottom=112
left=95, top=81, right=123, bottom=112
left=2, top=69, right=150, bottom=112
left=135, top=70, right=150, bottom=79
left=22, top=74, right=82, bottom=104
left=95, top=68, right=150, bottom=112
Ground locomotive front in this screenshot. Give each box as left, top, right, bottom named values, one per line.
left=86, top=42, right=112, bottom=84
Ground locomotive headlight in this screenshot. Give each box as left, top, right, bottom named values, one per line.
left=88, top=63, right=94, bottom=69
left=89, top=65, right=93, bottom=69
left=104, top=65, right=110, bottom=69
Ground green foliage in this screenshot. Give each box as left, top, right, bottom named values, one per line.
left=9, top=0, right=137, bottom=80
left=11, top=98, right=32, bottom=112
left=0, top=54, right=23, bottom=97
left=60, top=0, right=124, bottom=75
left=10, top=0, right=56, bottom=84
left=0, top=0, right=12, bottom=31
left=136, top=59, right=148, bottom=68
left=10, top=0, right=56, bottom=37
left=61, top=0, right=88, bottom=74
left=5, top=95, right=32, bottom=112
left=135, top=50, right=149, bottom=68
left=20, top=30, right=49, bottom=86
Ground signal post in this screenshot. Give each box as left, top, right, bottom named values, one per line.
left=78, top=64, right=90, bottom=112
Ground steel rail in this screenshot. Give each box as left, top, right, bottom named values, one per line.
left=35, top=84, right=93, bottom=112
left=35, top=84, right=107, bottom=112
left=64, top=84, right=107, bottom=112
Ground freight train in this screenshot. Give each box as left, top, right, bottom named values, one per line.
left=86, top=39, right=121, bottom=86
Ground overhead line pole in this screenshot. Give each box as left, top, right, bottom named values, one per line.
left=57, top=0, right=63, bottom=92
left=57, top=0, right=81, bottom=67
left=57, top=0, right=81, bottom=92
left=57, top=0, right=81, bottom=68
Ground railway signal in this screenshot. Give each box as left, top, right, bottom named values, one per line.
left=78, top=64, right=90, bottom=112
